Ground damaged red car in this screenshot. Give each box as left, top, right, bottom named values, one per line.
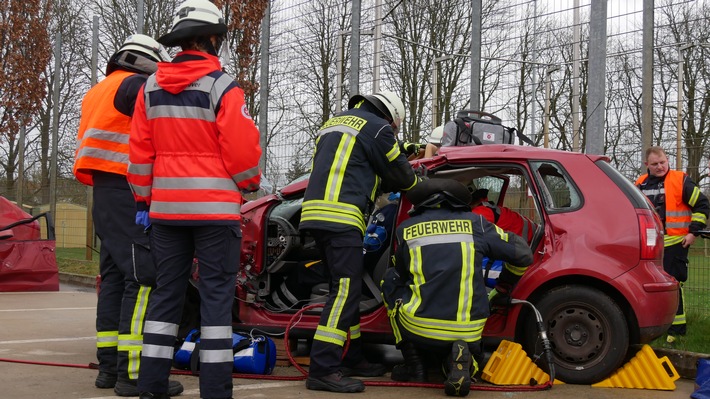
left=233, top=144, right=677, bottom=384
left=0, top=196, right=58, bottom=292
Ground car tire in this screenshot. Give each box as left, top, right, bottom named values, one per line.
left=521, top=285, right=629, bottom=384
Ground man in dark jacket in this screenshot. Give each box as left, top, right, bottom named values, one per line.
left=635, top=146, right=709, bottom=340
left=300, top=91, right=419, bottom=393
left=382, top=178, right=533, bottom=397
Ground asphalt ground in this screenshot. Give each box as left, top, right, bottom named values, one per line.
left=0, top=284, right=699, bottom=399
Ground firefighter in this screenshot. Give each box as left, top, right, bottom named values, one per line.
left=382, top=178, right=533, bottom=397
left=299, top=91, right=419, bottom=393
left=127, top=1, right=262, bottom=398
left=635, top=146, right=709, bottom=341
left=73, top=34, right=182, bottom=397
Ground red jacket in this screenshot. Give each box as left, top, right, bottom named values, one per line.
left=472, top=202, right=537, bottom=244
left=127, top=51, right=262, bottom=224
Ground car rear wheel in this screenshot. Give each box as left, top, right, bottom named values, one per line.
left=522, top=285, right=629, bottom=384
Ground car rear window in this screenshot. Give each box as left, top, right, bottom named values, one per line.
left=595, top=160, right=652, bottom=210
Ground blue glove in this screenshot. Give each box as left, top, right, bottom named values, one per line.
left=135, top=210, right=151, bottom=230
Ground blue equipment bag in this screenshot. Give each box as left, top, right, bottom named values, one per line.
left=482, top=257, right=503, bottom=288
left=173, top=328, right=277, bottom=374
left=233, top=334, right=277, bottom=375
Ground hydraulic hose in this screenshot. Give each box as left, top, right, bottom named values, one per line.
left=510, top=298, right=556, bottom=385
left=0, top=300, right=554, bottom=392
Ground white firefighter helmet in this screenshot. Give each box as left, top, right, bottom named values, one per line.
left=106, top=34, right=170, bottom=75
left=348, top=91, right=405, bottom=130
left=158, top=0, right=228, bottom=47
left=430, top=124, right=445, bottom=145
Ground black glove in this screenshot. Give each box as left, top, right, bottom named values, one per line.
left=399, top=141, right=420, bottom=156
left=488, top=282, right=513, bottom=307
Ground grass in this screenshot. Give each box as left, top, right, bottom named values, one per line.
left=650, top=310, right=710, bottom=354
left=55, top=247, right=99, bottom=276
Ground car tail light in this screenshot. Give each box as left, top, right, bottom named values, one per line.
left=638, top=209, right=663, bottom=260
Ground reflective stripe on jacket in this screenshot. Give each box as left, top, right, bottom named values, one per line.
left=127, top=51, right=262, bottom=223
left=299, top=107, right=418, bottom=234
left=636, top=170, right=708, bottom=245
left=74, top=70, right=135, bottom=185
left=388, top=207, right=533, bottom=344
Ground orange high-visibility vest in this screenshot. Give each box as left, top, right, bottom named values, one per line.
left=73, top=70, right=135, bottom=185
left=636, top=170, right=691, bottom=236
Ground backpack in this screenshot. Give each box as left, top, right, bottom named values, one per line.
left=444, top=110, right=535, bottom=146
left=174, top=328, right=277, bottom=374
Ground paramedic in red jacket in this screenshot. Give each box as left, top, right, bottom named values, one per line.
left=127, top=1, right=262, bottom=398
left=470, top=188, right=537, bottom=245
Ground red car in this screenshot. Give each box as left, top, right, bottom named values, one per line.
left=234, top=144, right=677, bottom=384
left=0, top=196, right=58, bottom=292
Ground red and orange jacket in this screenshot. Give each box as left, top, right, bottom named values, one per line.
left=472, top=202, right=537, bottom=244
left=127, top=51, right=262, bottom=224
left=74, top=70, right=142, bottom=185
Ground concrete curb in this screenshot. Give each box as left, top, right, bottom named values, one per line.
left=58, top=272, right=97, bottom=289
left=650, top=346, right=710, bottom=380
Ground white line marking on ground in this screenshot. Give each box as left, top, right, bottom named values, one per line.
left=0, top=336, right=95, bottom=345
left=0, top=307, right=95, bottom=312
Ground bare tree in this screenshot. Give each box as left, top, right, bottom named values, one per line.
left=0, top=0, right=52, bottom=200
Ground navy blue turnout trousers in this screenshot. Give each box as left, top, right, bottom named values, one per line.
left=308, top=229, right=366, bottom=377
left=93, top=172, right=153, bottom=382
left=138, top=223, right=240, bottom=399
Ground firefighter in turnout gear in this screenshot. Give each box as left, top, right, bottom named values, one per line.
left=299, top=91, right=419, bottom=393
left=127, top=1, right=262, bottom=398
left=73, top=34, right=182, bottom=396
left=635, top=146, right=709, bottom=340
left=381, top=178, right=533, bottom=397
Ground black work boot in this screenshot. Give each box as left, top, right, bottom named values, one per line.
left=95, top=371, right=117, bottom=389
left=390, top=342, right=427, bottom=382
left=115, top=378, right=184, bottom=397
left=444, top=340, right=471, bottom=397
left=341, top=359, right=387, bottom=377
left=139, top=393, right=170, bottom=399
left=306, top=371, right=365, bottom=393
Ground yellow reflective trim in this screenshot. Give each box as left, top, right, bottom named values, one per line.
left=320, top=115, right=368, bottom=131
left=664, top=235, right=684, bottom=246
left=349, top=324, right=361, bottom=340
left=692, top=212, right=707, bottom=224
left=403, top=220, right=473, bottom=240
left=326, top=278, right=350, bottom=329
left=689, top=187, right=700, bottom=207
left=332, top=136, right=356, bottom=201
left=314, top=325, right=348, bottom=346
left=398, top=313, right=486, bottom=342
left=404, top=246, right=424, bottom=316
left=370, top=175, right=380, bottom=202
left=97, top=331, right=118, bottom=348
left=505, top=262, right=527, bottom=277
left=458, top=242, right=475, bottom=322
left=494, top=225, right=509, bottom=241
left=324, top=134, right=354, bottom=202
left=386, top=142, right=401, bottom=162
